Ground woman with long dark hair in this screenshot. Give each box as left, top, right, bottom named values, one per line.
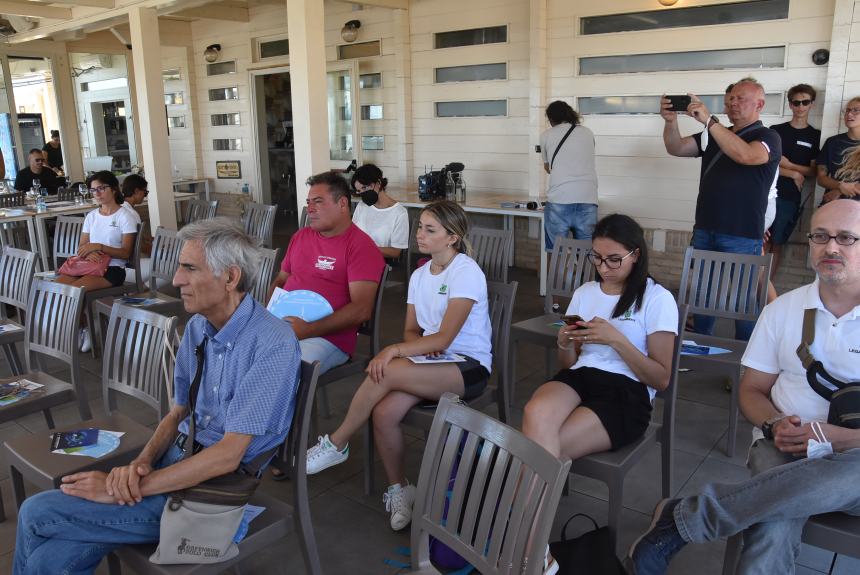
left=350, top=163, right=409, bottom=259
left=523, top=213, right=677, bottom=461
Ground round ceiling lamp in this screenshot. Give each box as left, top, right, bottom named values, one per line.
left=341, top=20, right=361, bottom=43
left=658, top=0, right=679, bottom=5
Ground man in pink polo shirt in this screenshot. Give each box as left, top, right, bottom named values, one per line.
left=271, top=171, right=385, bottom=374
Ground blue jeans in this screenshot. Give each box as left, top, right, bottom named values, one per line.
left=13, top=445, right=185, bottom=575
left=543, top=202, right=598, bottom=251
left=675, top=446, right=860, bottom=575
left=690, top=229, right=763, bottom=341
left=299, top=337, right=349, bottom=375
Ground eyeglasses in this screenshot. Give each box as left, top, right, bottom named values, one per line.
left=790, top=99, right=813, bottom=107
left=807, top=232, right=859, bottom=246
left=844, top=107, right=860, bottom=116
left=587, top=249, right=636, bottom=269
left=32, top=158, right=44, bottom=163
left=89, top=184, right=111, bottom=194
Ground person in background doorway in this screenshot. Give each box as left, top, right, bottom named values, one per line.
left=350, top=163, right=409, bottom=261
left=15, top=148, right=59, bottom=194
left=540, top=100, right=599, bottom=251
left=817, top=96, right=860, bottom=204
left=43, top=129, right=63, bottom=173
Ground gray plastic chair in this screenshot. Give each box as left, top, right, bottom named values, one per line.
left=677, top=247, right=772, bottom=457
left=185, top=199, right=219, bottom=224
left=722, top=513, right=860, bottom=575
left=409, top=393, right=571, bottom=575
left=365, top=280, right=519, bottom=495
left=315, top=264, right=389, bottom=422
left=56, top=187, right=76, bottom=203
left=405, top=215, right=421, bottom=279
left=250, top=247, right=280, bottom=305
left=107, top=360, right=323, bottom=575
left=0, top=247, right=36, bottom=375
left=0, top=191, right=25, bottom=207
left=299, top=206, right=310, bottom=228
left=468, top=226, right=513, bottom=283
left=52, top=215, right=85, bottom=270
left=2, top=304, right=178, bottom=512
left=570, top=304, right=688, bottom=552
left=510, top=236, right=593, bottom=380
left=243, top=202, right=278, bottom=248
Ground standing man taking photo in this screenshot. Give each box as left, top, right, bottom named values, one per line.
left=661, top=78, right=781, bottom=340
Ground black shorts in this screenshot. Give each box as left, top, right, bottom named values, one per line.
left=551, top=366, right=652, bottom=450
left=457, top=355, right=490, bottom=400
left=104, top=266, right=126, bottom=287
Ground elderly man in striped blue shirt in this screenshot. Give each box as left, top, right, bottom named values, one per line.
left=14, top=218, right=301, bottom=575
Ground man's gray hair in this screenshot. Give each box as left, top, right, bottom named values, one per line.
left=177, top=217, right=261, bottom=293
left=735, top=77, right=765, bottom=97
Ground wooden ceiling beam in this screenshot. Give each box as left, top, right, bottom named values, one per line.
left=352, top=0, right=408, bottom=8
left=170, top=4, right=248, bottom=21
left=0, top=0, right=70, bottom=18
left=34, top=0, right=116, bottom=9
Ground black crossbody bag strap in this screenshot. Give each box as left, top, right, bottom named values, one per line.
left=550, top=124, right=576, bottom=171
left=182, top=338, right=207, bottom=460
left=701, top=122, right=762, bottom=179
left=796, top=307, right=851, bottom=400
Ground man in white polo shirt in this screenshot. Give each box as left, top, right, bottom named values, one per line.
left=629, top=199, right=860, bottom=575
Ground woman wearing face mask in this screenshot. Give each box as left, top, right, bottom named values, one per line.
left=351, top=163, right=409, bottom=260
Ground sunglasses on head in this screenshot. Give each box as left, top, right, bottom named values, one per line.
left=790, top=99, right=813, bottom=107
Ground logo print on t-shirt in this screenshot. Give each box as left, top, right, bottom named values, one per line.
left=438, top=284, right=448, bottom=295
left=315, top=256, right=336, bottom=271
left=620, top=308, right=634, bottom=321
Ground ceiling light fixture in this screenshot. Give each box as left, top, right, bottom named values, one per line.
left=203, top=44, right=221, bottom=63
left=341, top=20, right=361, bottom=43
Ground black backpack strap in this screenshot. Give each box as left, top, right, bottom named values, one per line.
left=550, top=124, right=576, bottom=170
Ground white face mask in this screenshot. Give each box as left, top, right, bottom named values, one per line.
left=806, top=421, right=833, bottom=459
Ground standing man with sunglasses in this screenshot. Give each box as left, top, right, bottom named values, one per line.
left=661, top=78, right=781, bottom=340
left=767, top=85, right=821, bottom=277
left=629, top=199, right=860, bottom=575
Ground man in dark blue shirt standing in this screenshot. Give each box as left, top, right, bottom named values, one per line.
left=661, top=78, right=781, bottom=340
left=767, top=84, right=821, bottom=278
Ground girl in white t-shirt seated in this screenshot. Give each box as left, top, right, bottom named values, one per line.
left=523, top=214, right=678, bottom=463
left=350, top=163, right=409, bottom=260
left=306, top=200, right=492, bottom=531
left=57, top=170, right=138, bottom=351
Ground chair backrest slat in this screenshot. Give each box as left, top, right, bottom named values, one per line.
left=52, top=215, right=85, bottom=270
left=0, top=191, right=25, bottom=207
left=545, top=236, right=593, bottom=313
left=242, top=202, right=278, bottom=248
left=251, top=247, right=280, bottom=304
left=357, top=265, right=390, bottom=355
left=0, top=247, right=36, bottom=319
left=56, top=187, right=76, bottom=202
left=412, top=394, right=571, bottom=575
left=468, top=227, right=513, bottom=283
left=149, top=226, right=184, bottom=293
left=25, top=279, right=85, bottom=370
left=102, top=303, right=178, bottom=418
left=678, top=247, right=772, bottom=321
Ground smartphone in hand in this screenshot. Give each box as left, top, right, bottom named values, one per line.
left=666, top=95, right=691, bottom=112
left=561, top=314, right=586, bottom=329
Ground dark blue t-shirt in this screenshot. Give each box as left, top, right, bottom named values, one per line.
left=692, top=121, right=782, bottom=239
left=817, top=132, right=860, bottom=179
left=769, top=122, right=820, bottom=203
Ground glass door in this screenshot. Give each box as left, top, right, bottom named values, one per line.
left=326, top=62, right=360, bottom=169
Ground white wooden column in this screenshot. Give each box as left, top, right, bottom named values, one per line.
left=393, top=7, right=413, bottom=187
left=287, top=0, right=329, bottom=218
left=52, top=50, right=84, bottom=183
left=128, top=6, right=177, bottom=230
left=528, top=0, right=548, bottom=201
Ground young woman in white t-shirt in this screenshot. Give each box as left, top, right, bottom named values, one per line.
left=350, top=163, right=409, bottom=260
left=56, top=170, right=137, bottom=351
left=305, top=200, right=492, bottom=531
left=523, top=214, right=678, bottom=460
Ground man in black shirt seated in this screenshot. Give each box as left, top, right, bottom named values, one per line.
left=15, top=148, right=59, bottom=193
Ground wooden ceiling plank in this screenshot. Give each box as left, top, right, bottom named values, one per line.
left=169, top=4, right=249, bottom=21
left=0, top=0, right=71, bottom=18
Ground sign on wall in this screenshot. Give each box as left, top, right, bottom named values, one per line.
left=216, top=160, right=241, bottom=179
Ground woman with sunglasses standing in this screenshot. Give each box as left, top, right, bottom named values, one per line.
left=56, top=170, right=137, bottom=352
left=522, top=213, right=678, bottom=484
left=817, top=96, right=860, bottom=204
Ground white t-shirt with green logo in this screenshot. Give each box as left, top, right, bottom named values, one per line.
left=565, top=278, right=677, bottom=399
left=407, top=253, right=493, bottom=372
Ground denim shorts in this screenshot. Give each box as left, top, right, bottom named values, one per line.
left=768, top=198, right=800, bottom=245
left=544, top=202, right=598, bottom=251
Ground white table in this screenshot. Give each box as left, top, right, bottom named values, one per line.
left=383, top=186, right=547, bottom=295
left=172, top=178, right=211, bottom=202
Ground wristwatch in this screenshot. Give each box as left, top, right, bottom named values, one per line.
left=761, top=414, right=786, bottom=441
left=707, top=115, right=720, bottom=130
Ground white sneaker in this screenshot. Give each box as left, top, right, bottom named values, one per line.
left=306, top=434, right=348, bottom=475
left=383, top=483, right=416, bottom=531
left=79, top=327, right=92, bottom=353
left=543, top=545, right=559, bottom=575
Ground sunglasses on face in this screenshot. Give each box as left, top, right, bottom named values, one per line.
left=790, top=99, right=813, bottom=107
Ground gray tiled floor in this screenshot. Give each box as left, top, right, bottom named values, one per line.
left=0, top=265, right=857, bottom=574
